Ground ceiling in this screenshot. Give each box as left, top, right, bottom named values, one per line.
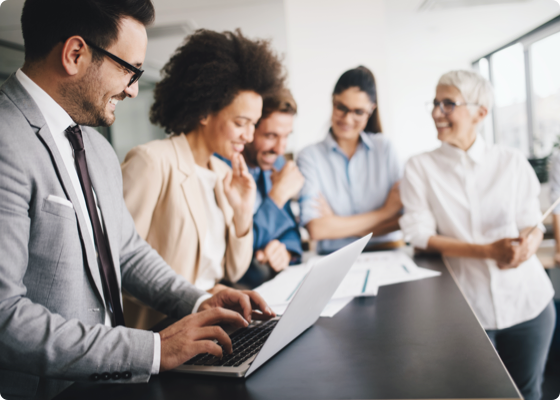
left=1, top=0, right=559, bottom=80
left=0, top=0, right=279, bottom=44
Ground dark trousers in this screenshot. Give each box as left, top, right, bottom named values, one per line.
left=486, top=301, right=556, bottom=400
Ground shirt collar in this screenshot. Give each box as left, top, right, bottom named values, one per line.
left=325, top=129, right=371, bottom=153
left=15, top=69, right=75, bottom=135
left=440, top=135, right=486, bottom=165
left=466, top=135, right=486, bottom=164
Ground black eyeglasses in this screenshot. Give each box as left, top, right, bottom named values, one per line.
left=333, top=101, right=372, bottom=121
left=428, top=99, right=479, bottom=115
left=84, top=39, right=143, bottom=87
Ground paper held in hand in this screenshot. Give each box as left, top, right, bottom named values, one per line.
left=525, top=195, right=560, bottom=237
left=255, top=250, right=441, bottom=318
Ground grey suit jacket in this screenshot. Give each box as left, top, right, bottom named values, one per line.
left=0, top=75, right=207, bottom=400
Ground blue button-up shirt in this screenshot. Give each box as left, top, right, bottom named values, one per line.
left=297, top=131, right=402, bottom=254
left=248, top=156, right=302, bottom=257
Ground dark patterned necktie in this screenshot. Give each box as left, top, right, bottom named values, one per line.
left=65, top=125, right=125, bottom=326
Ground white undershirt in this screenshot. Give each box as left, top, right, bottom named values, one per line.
left=14, top=69, right=173, bottom=375
left=400, top=135, right=554, bottom=330
left=193, top=165, right=227, bottom=290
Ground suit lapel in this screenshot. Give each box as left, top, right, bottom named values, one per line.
left=2, top=74, right=106, bottom=303
left=172, top=135, right=206, bottom=272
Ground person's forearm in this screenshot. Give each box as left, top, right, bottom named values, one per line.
left=426, top=235, right=492, bottom=259
left=306, top=208, right=393, bottom=240
left=268, top=187, right=289, bottom=209
left=369, top=214, right=401, bottom=237
left=232, top=211, right=252, bottom=238
left=554, top=214, right=560, bottom=253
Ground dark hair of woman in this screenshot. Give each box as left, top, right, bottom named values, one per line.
left=332, top=66, right=383, bottom=133
left=150, top=29, right=285, bottom=135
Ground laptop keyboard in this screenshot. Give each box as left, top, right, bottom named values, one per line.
left=184, top=319, right=279, bottom=367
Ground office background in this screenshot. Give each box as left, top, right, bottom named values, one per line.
left=1, top=0, right=560, bottom=398
left=1, top=0, right=559, bottom=163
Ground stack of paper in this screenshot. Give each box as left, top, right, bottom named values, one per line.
left=255, top=250, right=441, bottom=318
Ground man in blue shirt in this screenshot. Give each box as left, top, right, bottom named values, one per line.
left=237, top=89, right=304, bottom=287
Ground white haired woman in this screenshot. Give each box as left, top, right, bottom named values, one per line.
left=399, top=70, right=555, bottom=400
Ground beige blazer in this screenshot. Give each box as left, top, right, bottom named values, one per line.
left=121, top=134, right=253, bottom=287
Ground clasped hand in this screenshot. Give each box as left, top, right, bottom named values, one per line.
left=268, top=160, right=305, bottom=208
left=488, top=235, right=534, bottom=270
left=159, top=287, right=275, bottom=372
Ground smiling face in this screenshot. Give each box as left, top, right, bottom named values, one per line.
left=61, top=17, right=147, bottom=127
left=202, top=90, right=263, bottom=159
left=331, top=87, right=375, bottom=142
left=243, top=111, right=294, bottom=170
left=433, top=84, right=486, bottom=150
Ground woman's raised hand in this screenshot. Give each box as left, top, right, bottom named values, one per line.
left=223, top=153, right=256, bottom=237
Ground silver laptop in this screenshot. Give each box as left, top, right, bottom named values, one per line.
left=174, top=233, right=372, bottom=378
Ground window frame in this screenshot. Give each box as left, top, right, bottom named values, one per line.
left=473, top=14, right=560, bottom=158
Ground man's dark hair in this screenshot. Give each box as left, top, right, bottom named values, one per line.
left=150, top=29, right=285, bottom=135
left=257, top=88, right=297, bottom=127
left=333, top=65, right=383, bottom=133
left=21, top=0, right=155, bottom=62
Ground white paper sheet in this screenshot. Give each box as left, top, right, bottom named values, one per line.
left=269, top=296, right=354, bottom=318
left=255, top=250, right=440, bottom=319
left=350, top=251, right=441, bottom=287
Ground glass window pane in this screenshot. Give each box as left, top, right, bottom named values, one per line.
left=491, top=43, right=529, bottom=156
left=478, top=57, right=490, bottom=80
left=475, top=58, right=494, bottom=144
left=530, top=31, right=560, bottom=157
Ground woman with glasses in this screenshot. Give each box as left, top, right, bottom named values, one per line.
left=121, top=29, right=284, bottom=329
left=400, top=70, right=555, bottom=400
left=297, top=66, right=403, bottom=255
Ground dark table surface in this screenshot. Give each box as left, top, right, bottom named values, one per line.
left=55, top=255, right=521, bottom=400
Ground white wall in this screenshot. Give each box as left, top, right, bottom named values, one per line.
left=284, top=0, right=560, bottom=162
left=284, top=0, right=390, bottom=153
left=2, top=0, right=559, bottom=163
left=145, top=0, right=288, bottom=80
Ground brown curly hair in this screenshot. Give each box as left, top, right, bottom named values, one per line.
left=150, top=29, right=285, bottom=135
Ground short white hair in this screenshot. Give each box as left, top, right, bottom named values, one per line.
left=438, top=70, right=494, bottom=114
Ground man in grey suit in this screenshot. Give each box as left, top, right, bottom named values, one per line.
left=0, top=1, right=274, bottom=399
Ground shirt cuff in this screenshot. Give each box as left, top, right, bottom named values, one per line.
left=151, top=332, right=161, bottom=375
left=192, top=293, right=212, bottom=313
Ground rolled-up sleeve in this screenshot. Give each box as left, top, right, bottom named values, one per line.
left=399, top=157, right=437, bottom=249
left=386, top=139, right=403, bottom=185
left=297, top=148, right=322, bottom=227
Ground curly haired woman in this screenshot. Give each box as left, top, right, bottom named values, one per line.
left=121, top=29, right=284, bottom=329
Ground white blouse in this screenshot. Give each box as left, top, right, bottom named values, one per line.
left=193, top=165, right=227, bottom=291
left=400, top=135, right=554, bottom=330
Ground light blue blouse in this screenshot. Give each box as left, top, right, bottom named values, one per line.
left=297, top=131, right=403, bottom=254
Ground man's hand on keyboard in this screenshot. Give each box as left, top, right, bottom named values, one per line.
left=159, top=307, right=248, bottom=372
left=198, top=287, right=276, bottom=323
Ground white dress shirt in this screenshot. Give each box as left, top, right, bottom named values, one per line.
left=193, top=165, right=227, bottom=290
left=400, top=135, right=554, bottom=330
left=13, top=69, right=217, bottom=375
